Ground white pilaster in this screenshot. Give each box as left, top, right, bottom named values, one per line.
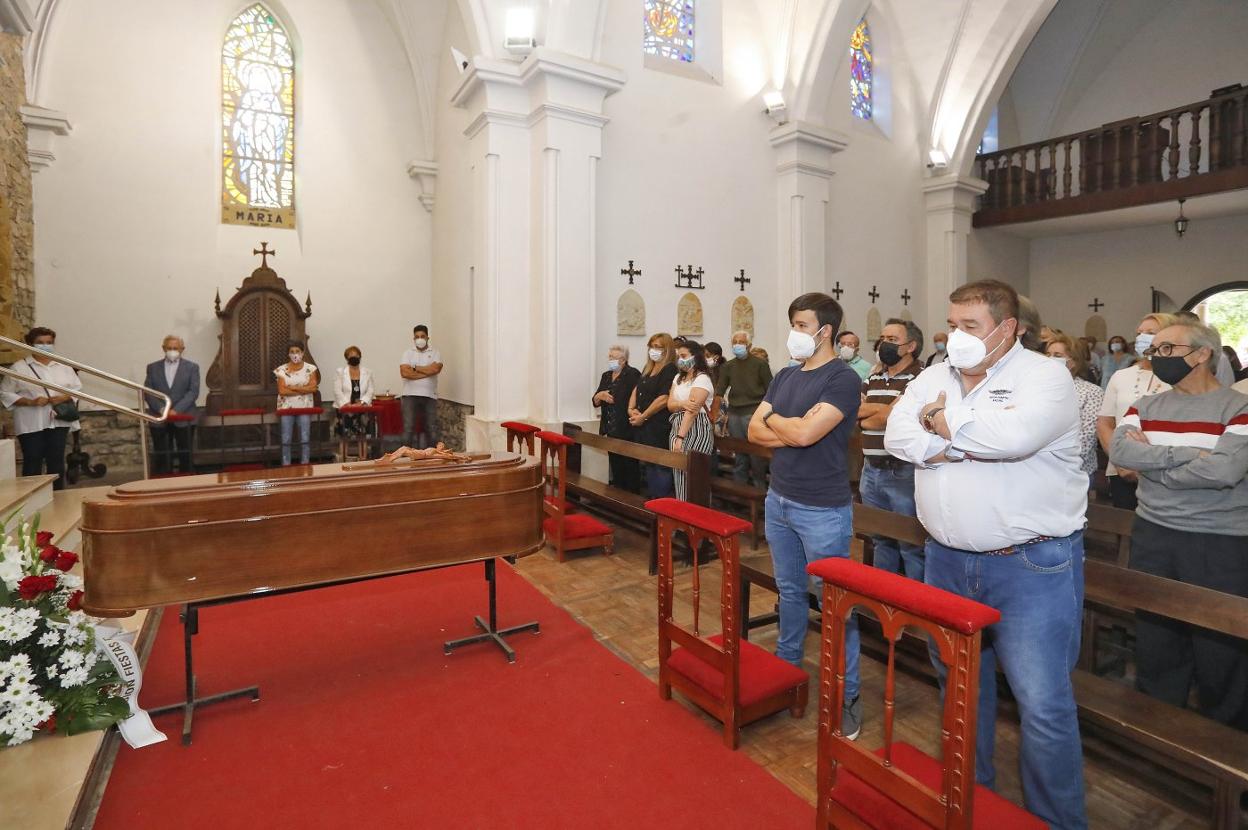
left=451, top=48, right=624, bottom=449
left=770, top=120, right=847, bottom=318
left=921, top=173, right=988, bottom=337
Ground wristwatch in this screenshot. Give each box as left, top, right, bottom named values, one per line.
left=921, top=406, right=944, bottom=433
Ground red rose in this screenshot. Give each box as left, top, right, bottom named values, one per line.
left=35, top=531, right=54, bottom=547
left=39, top=546, right=59, bottom=563
left=54, top=551, right=78, bottom=571
left=67, top=590, right=83, bottom=611
left=18, top=574, right=58, bottom=601
left=38, top=715, right=57, bottom=732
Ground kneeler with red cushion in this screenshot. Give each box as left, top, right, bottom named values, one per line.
left=647, top=497, right=808, bottom=749
left=500, top=420, right=541, bottom=456
left=536, top=431, right=612, bottom=562
left=806, top=557, right=1045, bottom=829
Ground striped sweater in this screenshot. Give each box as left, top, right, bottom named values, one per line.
left=1109, top=387, right=1248, bottom=536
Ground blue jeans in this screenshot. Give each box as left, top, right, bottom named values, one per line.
left=764, top=491, right=858, bottom=697
left=280, top=413, right=311, bottom=465
left=859, top=463, right=924, bottom=581
left=925, top=532, right=1087, bottom=830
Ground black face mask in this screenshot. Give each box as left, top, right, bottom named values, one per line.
left=347, top=356, right=361, bottom=367
left=878, top=342, right=906, bottom=367
left=1150, top=354, right=1196, bottom=386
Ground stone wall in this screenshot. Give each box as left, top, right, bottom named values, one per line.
left=0, top=32, right=33, bottom=337
left=74, top=409, right=143, bottom=474
left=436, top=399, right=473, bottom=452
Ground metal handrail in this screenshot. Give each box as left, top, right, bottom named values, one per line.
left=0, top=334, right=172, bottom=424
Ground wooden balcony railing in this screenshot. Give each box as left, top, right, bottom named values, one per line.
left=974, top=84, right=1248, bottom=227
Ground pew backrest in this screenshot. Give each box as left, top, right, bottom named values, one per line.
left=561, top=422, right=712, bottom=507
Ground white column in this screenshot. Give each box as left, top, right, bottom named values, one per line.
left=450, top=49, right=624, bottom=450
left=921, top=173, right=988, bottom=338
left=770, top=121, right=847, bottom=325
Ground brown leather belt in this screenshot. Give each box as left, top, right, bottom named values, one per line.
left=979, top=536, right=1058, bottom=556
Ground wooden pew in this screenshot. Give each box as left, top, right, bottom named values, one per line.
left=709, top=435, right=772, bottom=550
left=559, top=423, right=711, bottom=574
left=1079, top=559, right=1248, bottom=829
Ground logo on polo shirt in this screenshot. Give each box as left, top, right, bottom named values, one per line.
left=988, top=388, right=1013, bottom=404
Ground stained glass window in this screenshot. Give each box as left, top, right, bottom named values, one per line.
left=849, top=18, right=873, bottom=121
left=222, top=4, right=295, bottom=229
left=644, top=1, right=694, bottom=63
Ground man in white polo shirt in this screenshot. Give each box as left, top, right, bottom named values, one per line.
left=399, top=324, right=443, bottom=449
left=884, top=279, right=1087, bottom=830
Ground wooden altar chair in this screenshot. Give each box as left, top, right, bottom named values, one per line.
left=500, top=421, right=541, bottom=456
left=647, top=497, right=808, bottom=750
left=806, top=557, right=1044, bottom=829
left=536, top=431, right=610, bottom=561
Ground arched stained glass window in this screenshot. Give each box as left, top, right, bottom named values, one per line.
left=222, top=4, right=295, bottom=229
left=849, top=17, right=872, bottom=121
left=644, top=1, right=695, bottom=63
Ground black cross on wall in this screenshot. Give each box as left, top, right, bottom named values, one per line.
left=1089, top=297, right=1104, bottom=312
left=620, top=260, right=641, bottom=285
left=734, top=269, right=750, bottom=291
left=901, top=289, right=912, bottom=306
left=868, top=285, right=880, bottom=304
left=831, top=281, right=844, bottom=300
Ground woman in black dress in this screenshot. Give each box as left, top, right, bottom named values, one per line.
left=628, top=332, right=678, bottom=497
left=592, top=344, right=642, bottom=492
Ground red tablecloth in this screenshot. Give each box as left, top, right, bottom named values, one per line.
left=374, top=398, right=403, bottom=436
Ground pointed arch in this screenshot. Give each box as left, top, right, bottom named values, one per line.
left=221, top=3, right=296, bottom=228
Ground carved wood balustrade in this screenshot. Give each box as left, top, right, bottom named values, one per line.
left=975, top=84, right=1248, bottom=226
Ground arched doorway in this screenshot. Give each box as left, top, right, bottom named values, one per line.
left=1182, top=281, right=1248, bottom=369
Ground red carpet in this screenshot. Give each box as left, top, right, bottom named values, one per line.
left=95, top=562, right=814, bottom=829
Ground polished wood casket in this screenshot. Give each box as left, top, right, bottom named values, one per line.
left=79, top=453, right=543, bottom=617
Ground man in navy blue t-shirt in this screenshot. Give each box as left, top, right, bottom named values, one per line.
left=748, top=292, right=863, bottom=738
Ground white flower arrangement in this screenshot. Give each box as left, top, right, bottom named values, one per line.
left=0, top=511, right=128, bottom=747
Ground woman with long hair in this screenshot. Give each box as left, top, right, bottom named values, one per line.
left=628, top=332, right=678, bottom=497
left=666, top=340, right=715, bottom=500
left=1046, top=333, right=1104, bottom=489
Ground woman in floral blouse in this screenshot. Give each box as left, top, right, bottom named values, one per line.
left=1046, top=334, right=1104, bottom=488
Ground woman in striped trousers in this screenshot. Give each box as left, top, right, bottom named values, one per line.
left=667, top=340, right=716, bottom=500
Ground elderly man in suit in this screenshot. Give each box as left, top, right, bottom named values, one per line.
left=144, top=334, right=201, bottom=474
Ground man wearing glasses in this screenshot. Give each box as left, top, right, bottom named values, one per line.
left=1110, top=320, right=1248, bottom=730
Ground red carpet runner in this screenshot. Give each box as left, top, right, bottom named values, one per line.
left=95, top=562, right=814, bottom=829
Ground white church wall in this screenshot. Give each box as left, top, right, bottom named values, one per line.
left=594, top=0, right=785, bottom=370
left=819, top=8, right=928, bottom=353
left=430, top=2, right=477, bottom=406
left=1028, top=213, right=1248, bottom=342
left=968, top=228, right=1030, bottom=295
left=32, top=0, right=431, bottom=402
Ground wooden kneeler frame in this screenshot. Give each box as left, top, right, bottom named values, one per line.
left=649, top=497, right=808, bottom=749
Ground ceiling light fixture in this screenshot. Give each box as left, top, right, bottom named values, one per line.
left=1174, top=197, right=1189, bottom=239
left=762, top=90, right=787, bottom=124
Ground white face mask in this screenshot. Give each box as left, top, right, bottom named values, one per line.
left=414, top=337, right=428, bottom=349
left=33, top=343, right=54, bottom=354
left=607, top=359, right=620, bottom=372
left=946, top=320, right=1009, bottom=370
left=1049, top=354, right=1071, bottom=368
left=289, top=353, right=303, bottom=364
left=787, top=326, right=825, bottom=361
left=837, top=345, right=856, bottom=361
left=648, top=348, right=664, bottom=362
left=165, top=349, right=181, bottom=361
left=1134, top=332, right=1155, bottom=355
left=1109, top=342, right=1123, bottom=353
left=706, top=357, right=719, bottom=368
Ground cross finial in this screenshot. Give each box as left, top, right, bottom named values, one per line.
left=253, top=242, right=275, bottom=269
left=868, top=285, right=880, bottom=304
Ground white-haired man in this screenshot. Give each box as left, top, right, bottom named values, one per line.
left=715, top=330, right=772, bottom=485
left=144, top=334, right=200, bottom=474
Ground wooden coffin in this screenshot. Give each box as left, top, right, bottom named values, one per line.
left=80, top=453, right=543, bottom=617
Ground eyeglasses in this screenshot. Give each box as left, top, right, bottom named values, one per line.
left=1143, top=342, right=1197, bottom=358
